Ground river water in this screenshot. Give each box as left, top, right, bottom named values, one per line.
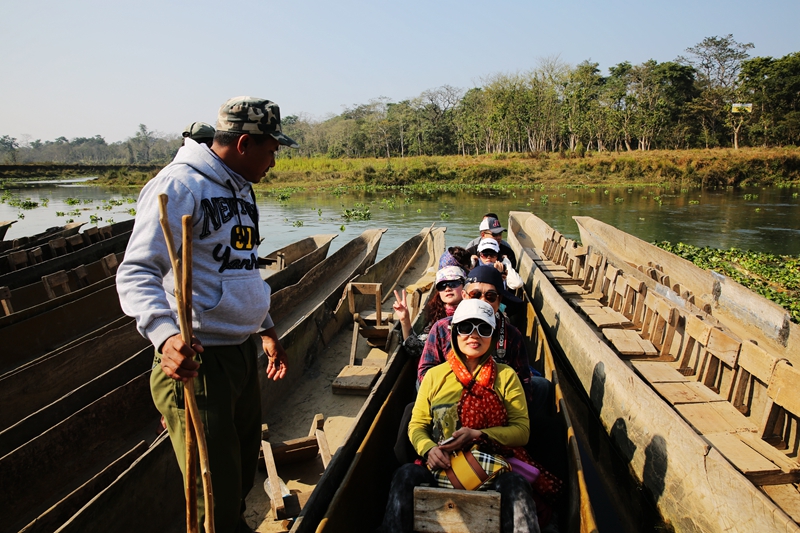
left=2, top=179, right=799, bottom=257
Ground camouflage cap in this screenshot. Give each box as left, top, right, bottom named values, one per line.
left=216, top=96, right=299, bottom=148
left=182, top=121, right=215, bottom=141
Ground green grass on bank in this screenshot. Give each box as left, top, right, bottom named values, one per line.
left=1, top=147, right=799, bottom=189
left=654, top=241, right=800, bottom=323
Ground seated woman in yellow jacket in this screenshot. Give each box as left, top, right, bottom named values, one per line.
left=376, top=299, right=541, bottom=533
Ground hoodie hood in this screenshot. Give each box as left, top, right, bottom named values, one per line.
left=171, top=138, right=250, bottom=193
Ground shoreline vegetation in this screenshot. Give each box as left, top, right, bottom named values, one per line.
left=0, top=148, right=797, bottom=322
left=0, top=147, right=799, bottom=190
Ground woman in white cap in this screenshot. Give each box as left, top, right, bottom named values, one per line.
left=377, top=299, right=540, bottom=533
left=392, top=265, right=466, bottom=360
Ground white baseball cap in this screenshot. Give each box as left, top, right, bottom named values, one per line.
left=451, top=299, right=496, bottom=329
left=477, top=238, right=500, bottom=254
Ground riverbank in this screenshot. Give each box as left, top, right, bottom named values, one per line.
left=2, top=147, right=799, bottom=189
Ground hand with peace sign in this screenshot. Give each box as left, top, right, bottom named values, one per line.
left=392, top=289, right=414, bottom=341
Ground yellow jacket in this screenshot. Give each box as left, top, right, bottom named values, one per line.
left=408, top=357, right=529, bottom=458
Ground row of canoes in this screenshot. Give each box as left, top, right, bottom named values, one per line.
left=2, top=216, right=600, bottom=533
left=509, top=211, right=800, bottom=532
left=0, top=225, right=350, bottom=533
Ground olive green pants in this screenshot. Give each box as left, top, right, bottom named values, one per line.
left=151, top=337, right=261, bottom=533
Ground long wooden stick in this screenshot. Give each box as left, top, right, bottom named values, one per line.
left=158, top=195, right=215, bottom=533
left=382, top=222, right=436, bottom=303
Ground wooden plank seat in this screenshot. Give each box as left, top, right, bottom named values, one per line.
left=575, top=302, right=633, bottom=329
left=761, top=361, right=800, bottom=452
left=566, top=263, right=621, bottom=305
left=8, top=250, right=29, bottom=271
left=262, top=414, right=331, bottom=521
left=555, top=252, right=603, bottom=296
left=413, top=486, right=501, bottom=533
left=604, top=329, right=657, bottom=357
left=83, top=226, right=100, bottom=244
left=27, top=246, right=43, bottom=265
left=65, top=234, right=86, bottom=253
left=731, top=340, right=780, bottom=416
left=640, top=292, right=680, bottom=359
left=333, top=282, right=391, bottom=395
left=48, top=237, right=68, bottom=257
left=42, top=270, right=72, bottom=299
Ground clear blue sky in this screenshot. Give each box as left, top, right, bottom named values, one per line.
left=1, top=0, right=798, bottom=143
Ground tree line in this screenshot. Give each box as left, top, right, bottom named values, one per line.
left=2, top=35, right=798, bottom=165
left=0, top=125, right=180, bottom=165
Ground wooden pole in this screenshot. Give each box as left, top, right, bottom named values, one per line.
left=158, top=195, right=215, bottom=533
left=382, top=222, right=436, bottom=303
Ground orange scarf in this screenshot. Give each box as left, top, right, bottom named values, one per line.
left=446, top=349, right=563, bottom=503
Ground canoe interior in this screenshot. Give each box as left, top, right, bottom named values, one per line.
left=313, top=274, right=596, bottom=533
left=0, top=284, right=126, bottom=374
left=508, top=211, right=800, bottom=533
left=0, top=228, right=132, bottom=290
left=258, top=228, right=444, bottom=531
left=0, top=221, right=86, bottom=255
left=2, top=251, right=124, bottom=320
left=261, top=228, right=386, bottom=416
left=573, top=215, right=799, bottom=365
left=262, top=234, right=337, bottom=291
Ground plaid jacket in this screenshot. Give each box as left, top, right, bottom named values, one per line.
left=417, top=315, right=535, bottom=404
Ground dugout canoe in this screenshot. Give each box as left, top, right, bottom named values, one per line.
left=0, top=221, right=133, bottom=289
left=0, top=221, right=84, bottom=254
left=0, top=220, right=125, bottom=273
left=261, top=234, right=338, bottom=290
left=0, top=252, right=123, bottom=328
left=508, top=211, right=800, bottom=532
left=310, top=270, right=597, bottom=533
left=0, top=232, right=334, bottom=325
left=573, top=215, right=799, bottom=366
left=41, top=226, right=442, bottom=533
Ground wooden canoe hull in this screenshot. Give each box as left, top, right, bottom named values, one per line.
left=0, top=221, right=85, bottom=255
left=260, top=228, right=386, bottom=415
left=0, top=369, right=160, bottom=533
left=573, top=215, right=799, bottom=365
left=0, top=322, right=149, bottom=448
left=0, top=229, right=132, bottom=290
left=49, top=227, right=443, bottom=533
left=311, top=264, right=596, bottom=533
left=263, top=234, right=337, bottom=291
left=0, top=284, right=126, bottom=374
left=508, top=211, right=799, bottom=533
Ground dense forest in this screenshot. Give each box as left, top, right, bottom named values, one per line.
left=2, top=35, right=798, bottom=166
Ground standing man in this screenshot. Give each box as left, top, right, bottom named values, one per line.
left=117, top=96, right=297, bottom=533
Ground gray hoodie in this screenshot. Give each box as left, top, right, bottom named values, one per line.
left=116, top=139, right=273, bottom=350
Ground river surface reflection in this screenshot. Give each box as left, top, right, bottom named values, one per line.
left=1, top=180, right=798, bottom=257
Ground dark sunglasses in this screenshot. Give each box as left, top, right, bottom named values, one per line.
left=455, top=320, right=494, bottom=338
left=436, top=279, right=463, bottom=291
left=479, top=250, right=498, bottom=258
left=467, top=289, right=500, bottom=303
